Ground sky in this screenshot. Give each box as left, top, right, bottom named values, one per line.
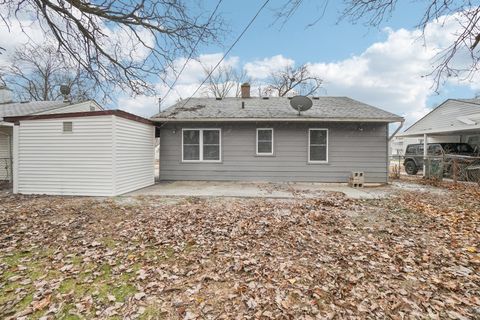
left=116, top=1, right=480, bottom=127
left=1, top=1, right=480, bottom=128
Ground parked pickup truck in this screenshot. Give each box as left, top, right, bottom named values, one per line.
left=403, top=143, right=477, bottom=176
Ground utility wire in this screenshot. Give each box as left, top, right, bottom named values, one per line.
left=177, top=0, right=270, bottom=109
left=160, top=0, right=224, bottom=107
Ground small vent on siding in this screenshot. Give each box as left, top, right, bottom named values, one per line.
left=63, top=121, right=73, bottom=133
left=90, top=106, right=95, bottom=111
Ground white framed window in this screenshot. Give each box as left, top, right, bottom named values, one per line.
left=308, top=128, right=328, bottom=163
left=182, top=128, right=221, bottom=162
left=256, top=128, right=274, bottom=156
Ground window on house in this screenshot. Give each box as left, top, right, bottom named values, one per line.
left=63, top=121, right=73, bottom=133
left=182, top=129, right=221, bottom=162
left=308, top=129, right=328, bottom=162
left=256, top=128, right=273, bottom=155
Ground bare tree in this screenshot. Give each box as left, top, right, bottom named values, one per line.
left=264, top=64, right=322, bottom=97
left=202, top=65, right=250, bottom=98
left=276, top=1, right=480, bottom=90
left=1, top=43, right=98, bottom=102
left=0, top=0, right=223, bottom=97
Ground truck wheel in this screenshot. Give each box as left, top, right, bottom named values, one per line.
left=404, top=160, right=418, bottom=175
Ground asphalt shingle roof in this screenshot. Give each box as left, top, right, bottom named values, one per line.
left=152, top=97, right=403, bottom=122
left=0, top=101, right=68, bottom=121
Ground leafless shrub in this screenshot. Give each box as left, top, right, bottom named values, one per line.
left=263, top=64, right=323, bottom=97
left=202, top=65, right=250, bottom=98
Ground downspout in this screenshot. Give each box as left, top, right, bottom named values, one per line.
left=386, top=120, right=404, bottom=184
left=388, top=120, right=405, bottom=141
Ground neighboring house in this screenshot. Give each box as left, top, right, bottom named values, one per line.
left=4, top=110, right=155, bottom=196
left=152, top=84, right=403, bottom=184
left=396, top=98, right=480, bottom=153
left=0, top=86, right=103, bottom=181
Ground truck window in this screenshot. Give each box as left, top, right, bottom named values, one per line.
left=428, top=145, right=442, bottom=156
left=406, top=145, right=416, bottom=154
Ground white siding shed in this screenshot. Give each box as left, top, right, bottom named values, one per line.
left=7, top=110, right=155, bottom=196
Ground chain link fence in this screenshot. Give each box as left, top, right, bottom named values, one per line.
left=0, top=158, right=12, bottom=188
left=389, top=155, right=480, bottom=184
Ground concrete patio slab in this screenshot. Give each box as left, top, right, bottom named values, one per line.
left=124, top=180, right=389, bottom=199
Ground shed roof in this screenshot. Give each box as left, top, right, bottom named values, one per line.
left=151, top=97, right=403, bottom=123
left=3, top=110, right=153, bottom=125
left=0, top=100, right=68, bottom=121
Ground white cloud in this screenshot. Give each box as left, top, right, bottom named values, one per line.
left=0, top=17, right=46, bottom=67
left=244, top=55, right=295, bottom=79
left=307, top=13, right=478, bottom=127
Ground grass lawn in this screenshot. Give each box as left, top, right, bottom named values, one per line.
left=0, top=180, right=479, bottom=319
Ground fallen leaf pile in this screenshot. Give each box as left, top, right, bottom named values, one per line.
left=0, top=182, right=479, bottom=319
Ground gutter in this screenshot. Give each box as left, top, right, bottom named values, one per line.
left=152, top=117, right=404, bottom=123
left=388, top=119, right=405, bottom=141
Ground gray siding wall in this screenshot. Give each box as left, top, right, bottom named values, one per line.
left=160, top=122, right=388, bottom=183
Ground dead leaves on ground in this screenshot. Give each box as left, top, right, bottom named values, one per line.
left=0, top=184, right=479, bottom=319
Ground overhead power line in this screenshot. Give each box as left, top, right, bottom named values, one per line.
left=160, top=0, right=224, bottom=107
left=176, top=0, right=271, bottom=109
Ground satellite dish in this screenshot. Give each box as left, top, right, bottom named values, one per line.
left=290, top=95, right=312, bottom=115
left=60, top=85, right=71, bottom=95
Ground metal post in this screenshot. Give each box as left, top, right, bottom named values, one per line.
left=423, top=133, right=428, bottom=177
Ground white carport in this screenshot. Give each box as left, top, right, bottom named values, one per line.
left=398, top=98, right=480, bottom=175
left=4, top=110, right=155, bottom=196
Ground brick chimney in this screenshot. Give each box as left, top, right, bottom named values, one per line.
left=241, top=83, right=251, bottom=98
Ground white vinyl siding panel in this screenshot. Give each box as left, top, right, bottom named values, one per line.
left=16, top=116, right=114, bottom=196
left=405, top=100, right=480, bottom=135
left=160, top=122, right=388, bottom=183
left=14, top=115, right=154, bottom=196
left=114, top=117, right=155, bottom=195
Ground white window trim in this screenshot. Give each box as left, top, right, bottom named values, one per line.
left=308, top=128, right=328, bottom=164
left=181, top=128, right=221, bottom=163
left=256, top=128, right=274, bottom=156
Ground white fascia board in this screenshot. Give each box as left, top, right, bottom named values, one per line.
left=398, top=126, right=480, bottom=137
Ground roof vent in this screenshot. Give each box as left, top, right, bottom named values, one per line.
left=215, top=97, right=222, bottom=100
left=262, top=96, right=269, bottom=100
left=312, top=96, right=320, bottom=100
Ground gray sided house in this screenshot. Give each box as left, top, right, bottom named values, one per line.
left=152, top=89, right=403, bottom=184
